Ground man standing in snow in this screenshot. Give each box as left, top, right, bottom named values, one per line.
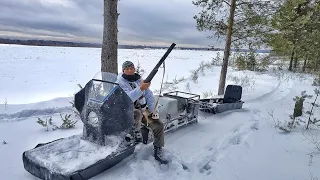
left=116, top=61, right=168, bottom=164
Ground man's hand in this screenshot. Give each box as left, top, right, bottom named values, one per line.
left=140, top=80, right=151, bottom=91
left=149, top=111, right=159, bottom=120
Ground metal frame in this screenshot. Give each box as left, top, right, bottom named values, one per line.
left=158, top=91, right=200, bottom=133
left=92, top=79, right=119, bottom=85
left=163, top=91, right=200, bottom=101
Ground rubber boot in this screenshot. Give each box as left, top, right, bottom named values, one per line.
left=154, top=146, right=169, bottom=164
left=141, top=126, right=149, bottom=144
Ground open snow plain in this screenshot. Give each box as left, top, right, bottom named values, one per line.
left=0, top=44, right=319, bottom=180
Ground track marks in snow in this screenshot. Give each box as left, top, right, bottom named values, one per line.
left=246, top=76, right=294, bottom=105
left=196, top=116, right=260, bottom=177
left=250, top=121, right=259, bottom=131
left=119, top=144, right=191, bottom=180
left=224, top=120, right=259, bottom=149
left=199, top=163, right=212, bottom=175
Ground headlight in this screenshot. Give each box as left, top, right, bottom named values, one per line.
left=88, top=111, right=99, bottom=126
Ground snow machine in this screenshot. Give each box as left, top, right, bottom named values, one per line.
left=22, top=72, right=136, bottom=180
left=22, top=43, right=200, bottom=180
left=22, top=72, right=200, bottom=180
left=199, top=85, right=244, bottom=114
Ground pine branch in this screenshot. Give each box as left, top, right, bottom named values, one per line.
left=223, top=0, right=231, bottom=6
left=236, top=1, right=249, bottom=7
left=279, top=126, right=291, bottom=133
left=312, top=119, right=320, bottom=124
left=307, top=92, right=319, bottom=129
left=231, top=36, right=248, bottom=43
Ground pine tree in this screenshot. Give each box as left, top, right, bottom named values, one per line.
left=60, top=114, right=78, bottom=129
left=193, top=0, right=279, bottom=95
left=36, top=117, right=57, bottom=131
left=287, top=91, right=312, bottom=129
left=306, top=74, right=320, bottom=129
left=266, top=0, right=320, bottom=72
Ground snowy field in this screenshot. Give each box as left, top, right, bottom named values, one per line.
left=0, top=44, right=319, bottom=180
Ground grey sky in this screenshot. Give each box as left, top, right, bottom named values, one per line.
left=0, top=0, right=216, bottom=47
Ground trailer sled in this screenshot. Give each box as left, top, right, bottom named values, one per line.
left=156, top=91, right=200, bottom=134
left=199, top=85, right=244, bottom=114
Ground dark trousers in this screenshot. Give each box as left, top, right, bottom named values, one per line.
left=133, top=109, right=164, bottom=147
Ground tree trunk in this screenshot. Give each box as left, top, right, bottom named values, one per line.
left=302, top=55, right=307, bottom=72
left=306, top=94, right=318, bottom=130
left=289, top=41, right=295, bottom=71
left=101, top=0, right=118, bottom=74
left=218, top=0, right=236, bottom=95
left=293, top=55, right=298, bottom=70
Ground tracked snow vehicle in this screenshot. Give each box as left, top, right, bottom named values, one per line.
left=22, top=72, right=137, bottom=180
left=21, top=42, right=244, bottom=179
left=22, top=43, right=200, bottom=180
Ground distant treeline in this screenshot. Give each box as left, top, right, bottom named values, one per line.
left=0, top=38, right=101, bottom=48
left=0, top=38, right=271, bottom=53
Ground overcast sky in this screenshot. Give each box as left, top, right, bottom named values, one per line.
left=0, top=0, right=216, bottom=47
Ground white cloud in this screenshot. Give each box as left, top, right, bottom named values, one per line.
left=0, top=0, right=217, bottom=47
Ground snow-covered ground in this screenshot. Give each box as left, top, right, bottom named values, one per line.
left=0, top=44, right=319, bottom=180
